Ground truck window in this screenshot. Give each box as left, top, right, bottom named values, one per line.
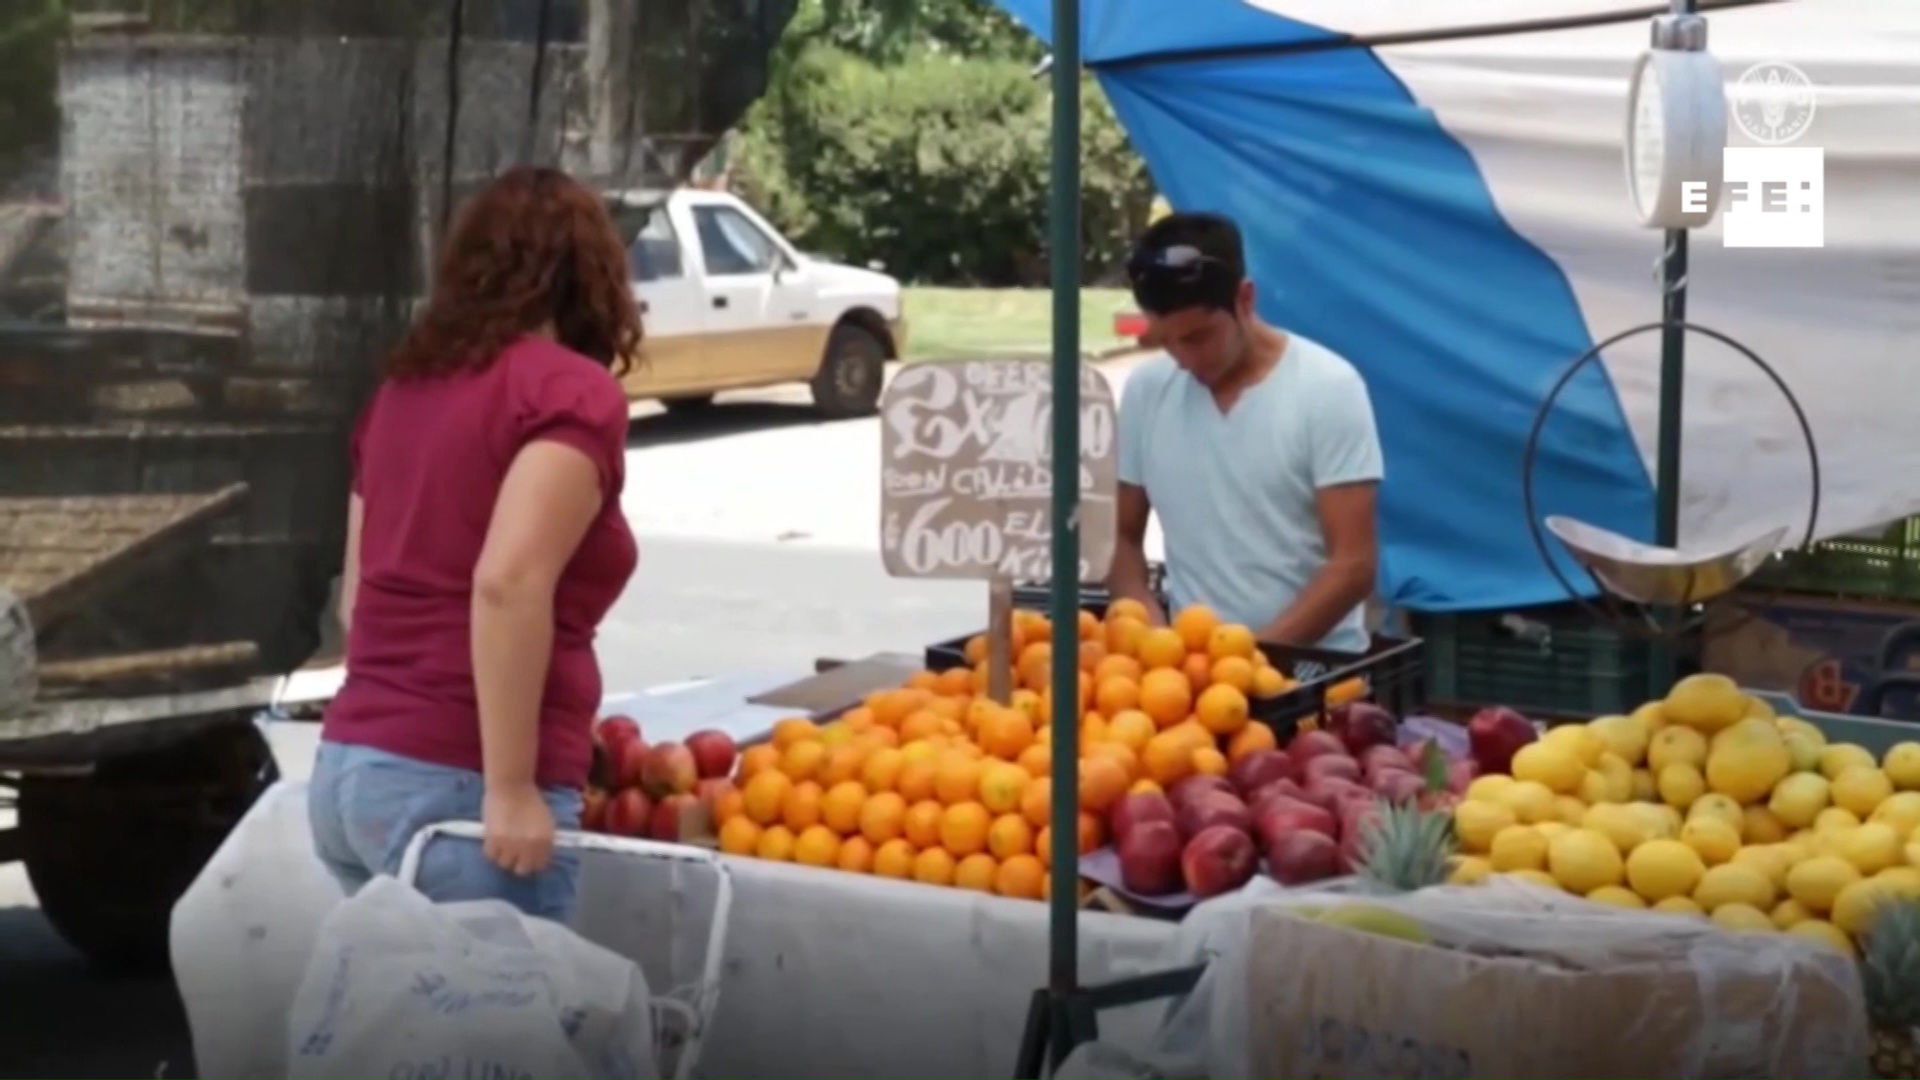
left=692, top=205, right=780, bottom=277
left=627, top=205, right=684, bottom=282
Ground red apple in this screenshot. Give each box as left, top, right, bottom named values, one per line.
left=598, top=714, right=642, bottom=746
left=1337, top=797, right=1383, bottom=874
left=1118, top=820, right=1186, bottom=897
left=1446, top=758, right=1478, bottom=794
left=1182, top=826, right=1259, bottom=899
left=1176, top=790, right=1253, bottom=840
left=685, top=729, right=739, bottom=781
left=640, top=743, right=699, bottom=799
left=1247, top=778, right=1306, bottom=813
left=1301, top=775, right=1369, bottom=814
left=696, top=777, right=737, bottom=818
left=1467, top=706, right=1538, bottom=775
left=1109, top=791, right=1177, bottom=847
left=605, top=788, right=652, bottom=837
left=616, top=738, right=650, bottom=791
left=1227, top=750, right=1297, bottom=798
left=1254, top=795, right=1337, bottom=842
left=1265, top=829, right=1340, bottom=886
left=1169, top=774, right=1236, bottom=809
left=1359, top=744, right=1413, bottom=777
left=1303, top=754, right=1362, bottom=786
left=649, top=792, right=713, bottom=845
left=1369, top=768, right=1428, bottom=805
left=1287, top=730, right=1348, bottom=772
left=582, top=788, right=609, bottom=832
left=1328, top=702, right=1398, bottom=756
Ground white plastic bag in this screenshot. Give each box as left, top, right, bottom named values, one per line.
left=286, top=876, right=659, bottom=1080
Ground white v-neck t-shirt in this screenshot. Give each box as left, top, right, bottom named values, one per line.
left=1116, top=335, right=1384, bottom=653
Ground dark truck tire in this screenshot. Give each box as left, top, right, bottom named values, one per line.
left=809, top=322, right=888, bottom=419
left=18, top=719, right=278, bottom=974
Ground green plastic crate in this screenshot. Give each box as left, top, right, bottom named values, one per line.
left=1752, top=516, right=1920, bottom=601
left=1413, top=605, right=1674, bottom=720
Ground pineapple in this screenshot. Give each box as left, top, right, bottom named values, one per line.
left=1353, top=800, right=1458, bottom=894
left=1862, top=896, right=1920, bottom=1079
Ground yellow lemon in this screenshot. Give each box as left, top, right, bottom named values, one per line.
left=1664, top=673, right=1748, bottom=733
left=1542, top=724, right=1606, bottom=768
left=1586, top=715, right=1649, bottom=766
left=1832, top=878, right=1895, bottom=937
left=1583, top=804, right=1652, bottom=854
left=1630, top=700, right=1669, bottom=732
left=1449, top=855, right=1493, bottom=885
left=1625, top=838, right=1707, bottom=901
left=1871, top=791, right=1920, bottom=837
left=1711, top=902, right=1777, bottom=932
left=1630, top=767, right=1658, bottom=801
left=1771, top=897, right=1815, bottom=929
left=1786, top=918, right=1856, bottom=957
left=1885, top=742, right=1920, bottom=791
left=1694, top=863, right=1777, bottom=912
left=1744, top=695, right=1778, bottom=721
left=1535, top=821, right=1573, bottom=841
left=1768, top=772, right=1831, bottom=828
left=1776, top=715, right=1826, bottom=747
left=1786, top=855, right=1863, bottom=913
left=1454, top=800, right=1518, bottom=853
left=1511, top=742, right=1585, bottom=795
left=1648, top=725, right=1709, bottom=773
left=1816, top=807, right=1863, bottom=834
left=1547, top=828, right=1624, bottom=893
left=1586, top=885, right=1646, bottom=909
left=1731, top=844, right=1794, bottom=889
left=1552, top=796, right=1589, bottom=826
left=1688, top=794, right=1744, bottom=830
left=1464, top=774, right=1515, bottom=803
left=1653, top=894, right=1705, bottom=917
left=1488, top=825, right=1550, bottom=873
left=1657, top=762, right=1706, bottom=809
left=1820, top=743, right=1879, bottom=781
left=1840, top=822, right=1904, bottom=875
left=1704, top=719, right=1792, bottom=804
left=1742, top=805, right=1788, bottom=844
left=1877, top=866, right=1920, bottom=898
left=1679, top=817, right=1741, bottom=866
left=1494, top=780, right=1558, bottom=825
left=1832, top=766, right=1896, bottom=818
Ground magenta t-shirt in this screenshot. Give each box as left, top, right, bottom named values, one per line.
left=322, top=337, right=638, bottom=790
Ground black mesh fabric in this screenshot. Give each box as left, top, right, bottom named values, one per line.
left=0, top=0, right=794, bottom=701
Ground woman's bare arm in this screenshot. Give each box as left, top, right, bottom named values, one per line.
left=338, top=494, right=364, bottom=636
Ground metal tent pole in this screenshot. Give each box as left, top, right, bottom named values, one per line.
left=1043, top=0, right=1085, bottom=1049
left=1650, top=0, right=1696, bottom=698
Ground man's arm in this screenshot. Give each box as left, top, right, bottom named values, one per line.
left=1258, top=481, right=1378, bottom=645
left=1108, top=482, right=1167, bottom=626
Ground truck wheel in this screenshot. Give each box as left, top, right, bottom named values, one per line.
left=809, top=323, right=888, bottom=419
left=18, top=720, right=278, bottom=974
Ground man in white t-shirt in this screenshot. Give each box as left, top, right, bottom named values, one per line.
left=1106, top=212, right=1384, bottom=653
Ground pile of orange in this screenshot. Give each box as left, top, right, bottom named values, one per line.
left=712, top=602, right=1366, bottom=902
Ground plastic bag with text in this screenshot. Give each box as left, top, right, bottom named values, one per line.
left=1140, top=877, right=1871, bottom=1078
left=285, top=877, right=659, bottom=1080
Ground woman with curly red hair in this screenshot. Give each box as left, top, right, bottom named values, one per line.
left=308, top=166, right=642, bottom=922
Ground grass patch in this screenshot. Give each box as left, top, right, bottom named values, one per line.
left=902, top=286, right=1135, bottom=362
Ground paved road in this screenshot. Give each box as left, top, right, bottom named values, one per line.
left=0, top=360, right=1151, bottom=1078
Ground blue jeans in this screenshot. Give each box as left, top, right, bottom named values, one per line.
left=307, top=740, right=584, bottom=924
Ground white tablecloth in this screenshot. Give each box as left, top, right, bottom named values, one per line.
left=172, top=780, right=1180, bottom=1078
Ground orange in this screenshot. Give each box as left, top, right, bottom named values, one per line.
left=1107, top=597, right=1151, bottom=624
left=1326, top=676, right=1368, bottom=706
left=934, top=666, right=974, bottom=697
left=1192, top=746, right=1229, bottom=777
left=1226, top=722, right=1279, bottom=761
left=781, top=781, right=824, bottom=831
left=1105, top=709, right=1157, bottom=753
left=934, top=753, right=985, bottom=805
left=896, top=758, right=939, bottom=802
left=1181, top=653, right=1214, bottom=696
left=718, top=815, right=761, bottom=856
left=1018, top=741, right=1053, bottom=778
left=1195, top=683, right=1251, bottom=736
left=899, top=739, right=941, bottom=765
left=988, top=813, right=1036, bottom=860
left=1251, top=666, right=1291, bottom=699
left=840, top=705, right=876, bottom=730
left=861, top=747, right=906, bottom=792
left=1209, top=655, right=1256, bottom=695
left=1077, top=639, right=1108, bottom=673
left=995, top=854, right=1047, bottom=899
left=712, top=785, right=745, bottom=825
left=1078, top=757, right=1130, bottom=814
left=1172, top=605, right=1222, bottom=653
left=940, top=801, right=992, bottom=856
left=977, top=706, right=1037, bottom=761
left=1129, top=777, right=1164, bottom=796
left=1079, top=711, right=1108, bottom=746
left=903, top=799, right=945, bottom=848
left=836, top=836, right=875, bottom=874
left=822, top=781, right=868, bottom=834
left=1079, top=811, right=1105, bottom=851
left=1206, top=623, right=1258, bottom=661
left=912, top=846, right=957, bottom=886
left=1077, top=608, right=1102, bottom=641
left=1137, top=627, right=1187, bottom=670
left=1034, top=814, right=1102, bottom=869
left=1143, top=731, right=1198, bottom=788
left=1021, top=776, right=1055, bottom=828
left=737, top=744, right=780, bottom=781
left=955, top=853, right=999, bottom=892
left=756, top=824, right=796, bottom=861
left=1016, top=642, right=1052, bottom=692
left=1093, top=675, right=1141, bottom=717
left=741, top=770, right=793, bottom=826
left=1087, top=741, right=1139, bottom=782
left=899, top=709, right=945, bottom=743
left=859, top=791, right=909, bottom=845
left=869, top=688, right=930, bottom=727
left=794, top=824, right=840, bottom=868
left=861, top=726, right=900, bottom=750
left=1139, top=668, right=1194, bottom=727
left=964, top=635, right=990, bottom=665
left=1092, top=654, right=1143, bottom=686
left=904, top=670, right=940, bottom=692
left=772, top=717, right=821, bottom=749
left=1104, top=615, right=1149, bottom=658
left=820, top=744, right=869, bottom=787
left=818, top=722, right=856, bottom=747
left=873, top=838, right=917, bottom=879
left=979, top=762, right=1030, bottom=815
left=781, top=740, right=827, bottom=783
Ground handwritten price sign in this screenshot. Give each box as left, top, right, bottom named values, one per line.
left=878, top=358, right=1118, bottom=583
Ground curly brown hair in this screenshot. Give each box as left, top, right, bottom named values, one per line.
left=383, top=166, right=642, bottom=380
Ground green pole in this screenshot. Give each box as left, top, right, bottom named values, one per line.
left=1650, top=0, right=1695, bottom=701
left=1044, top=0, right=1084, bottom=1022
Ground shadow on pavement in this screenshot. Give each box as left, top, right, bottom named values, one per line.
left=626, top=400, right=855, bottom=450
left=0, top=903, right=195, bottom=1078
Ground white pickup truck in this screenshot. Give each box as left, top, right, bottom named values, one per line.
left=610, top=188, right=908, bottom=418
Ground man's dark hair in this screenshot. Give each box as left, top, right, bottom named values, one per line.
left=1126, top=211, right=1246, bottom=316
